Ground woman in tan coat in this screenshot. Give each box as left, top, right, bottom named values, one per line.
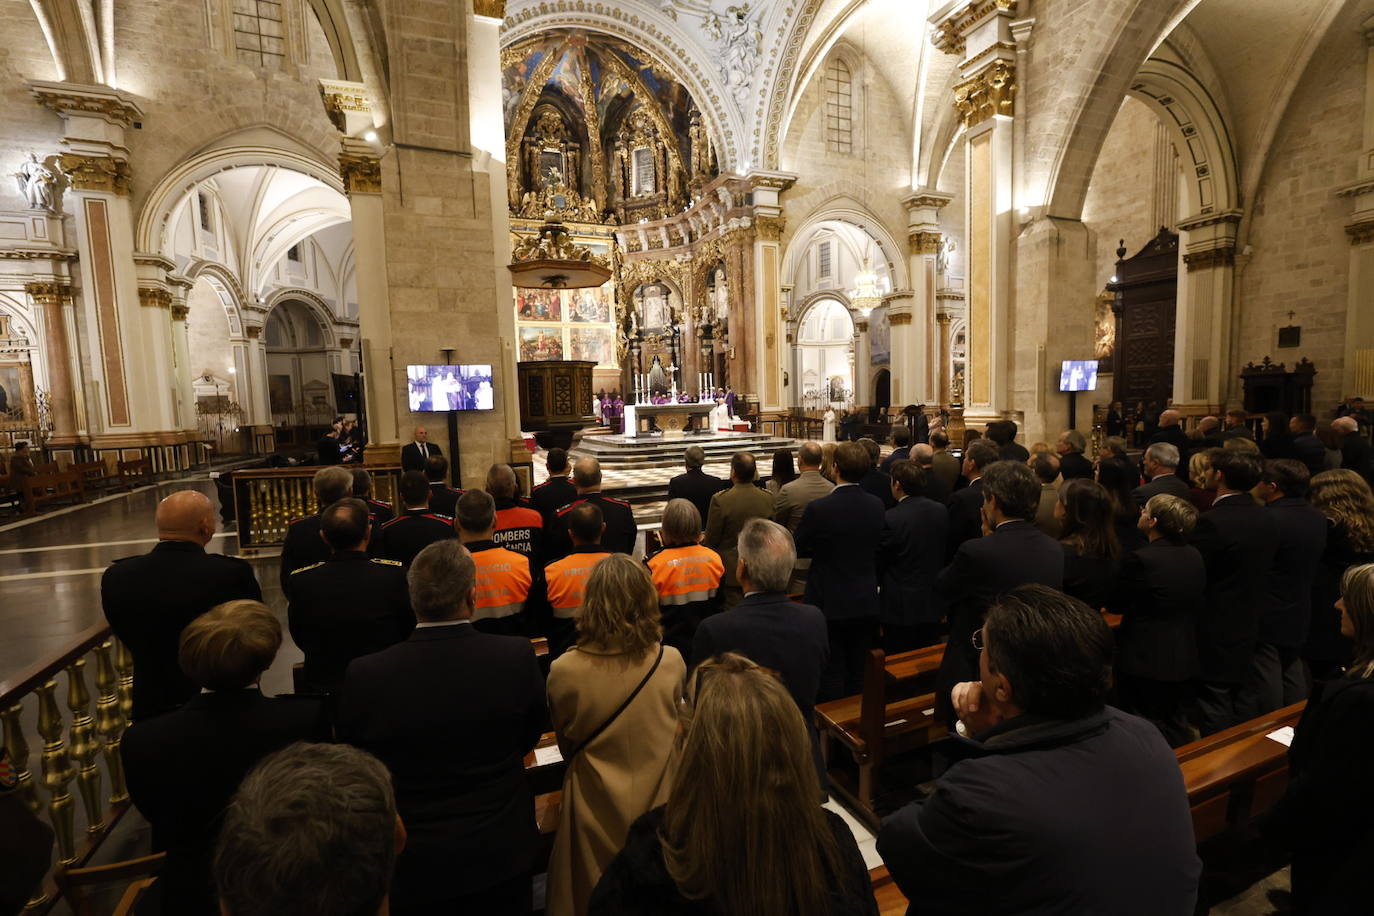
left=546, top=553, right=686, bottom=916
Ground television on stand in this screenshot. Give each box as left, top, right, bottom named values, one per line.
left=406, top=364, right=495, bottom=412
left=1058, top=359, right=1098, bottom=430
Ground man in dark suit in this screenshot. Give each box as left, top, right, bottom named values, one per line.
left=1220, top=409, right=1254, bottom=441
left=1334, top=416, right=1372, bottom=483
left=691, top=518, right=829, bottom=786
left=879, top=460, right=949, bottom=652
left=795, top=441, right=886, bottom=700
left=879, top=586, right=1200, bottom=915
left=338, top=540, right=545, bottom=915
left=929, top=431, right=961, bottom=492
left=529, top=447, right=576, bottom=525
left=857, top=437, right=897, bottom=509
left=1132, top=442, right=1190, bottom=508
left=880, top=426, right=912, bottom=472
left=122, top=601, right=327, bottom=913
left=934, top=460, right=1065, bottom=722
left=424, top=455, right=463, bottom=517
left=1242, top=459, right=1327, bottom=717
left=910, top=444, right=952, bottom=504
left=1189, top=450, right=1280, bottom=735
left=287, top=499, right=414, bottom=694
left=946, top=439, right=1000, bottom=557
left=102, top=489, right=262, bottom=721
left=400, top=425, right=441, bottom=473
left=1289, top=413, right=1327, bottom=476
left=705, top=452, right=776, bottom=607
left=988, top=420, right=1030, bottom=464
left=546, top=457, right=637, bottom=561
left=375, top=471, right=456, bottom=566
left=666, top=445, right=727, bottom=528
left=1056, top=429, right=1095, bottom=480
left=279, top=466, right=355, bottom=592
left=1150, top=408, right=1191, bottom=456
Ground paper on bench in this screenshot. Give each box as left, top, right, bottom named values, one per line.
left=1266, top=726, right=1295, bottom=748
left=534, top=745, right=564, bottom=767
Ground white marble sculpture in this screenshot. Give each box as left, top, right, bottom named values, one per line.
left=15, top=153, right=55, bottom=211
left=705, top=6, right=761, bottom=107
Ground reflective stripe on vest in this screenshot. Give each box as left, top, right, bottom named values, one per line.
left=647, top=545, right=724, bottom=607
left=545, top=551, right=612, bottom=618
left=471, top=548, right=532, bottom=621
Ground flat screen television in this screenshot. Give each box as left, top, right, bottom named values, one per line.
left=1059, top=359, right=1098, bottom=393
left=407, top=364, right=494, bottom=411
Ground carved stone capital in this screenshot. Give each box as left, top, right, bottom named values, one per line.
left=170, top=303, right=190, bottom=321
left=58, top=153, right=131, bottom=195
left=245, top=325, right=263, bottom=339
left=855, top=319, right=869, bottom=334
left=910, top=230, right=943, bottom=255
left=339, top=152, right=382, bottom=195
left=473, top=0, right=506, bottom=18
left=138, top=287, right=172, bottom=309
left=1347, top=220, right=1374, bottom=245
left=30, top=81, right=144, bottom=126
left=954, top=59, right=1016, bottom=128
left=755, top=215, right=785, bottom=241
left=932, top=0, right=1018, bottom=56
left=888, top=312, right=914, bottom=327
left=25, top=281, right=72, bottom=306
left=1182, top=246, right=1235, bottom=271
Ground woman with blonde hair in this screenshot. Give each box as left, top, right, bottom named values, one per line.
left=1305, top=469, right=1374, bottom=680
left=1268, top=563, right=1374, bottom=912
left=1187, top=449, right=1215, bottom=511
left=546, top=553, right=685, bottom=916
left=589, top=653, right=875, bottom=915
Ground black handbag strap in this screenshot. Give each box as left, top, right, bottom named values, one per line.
left=566, top=645, right=665, bottom=763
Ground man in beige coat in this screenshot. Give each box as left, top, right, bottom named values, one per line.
left=704, top=451, right=776, bottom=607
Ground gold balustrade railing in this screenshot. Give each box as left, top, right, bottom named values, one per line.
left=230, top=464, right=403, bottom=550
left=0, top=623, right=133, bottom=912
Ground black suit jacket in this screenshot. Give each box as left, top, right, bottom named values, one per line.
left=530, top=475, right=577, bottom=526
left=1189, top=493, right=1280, bottom=683
left=376, top=510, right=455, bottom=567
left=859, top=468, right=897, bottom=509
left=102, top=541, right=262, bottom=721
left=122, top=690, right=327, bottom=913
left=338, top=625, right=545, bottom=907
left=1059, top=451, right=1095, bottom=480
left=547, top=493, right=637, bottom=561
left=1108, top=539, right=1204, bottom=681
left=428, top=482, right=462, bottom=518
left=280, top=514, right=330, bottom=593
left=1258, top=497, right=1328, bottom=649
left=920, top=469, right=953, bottom=505
left=286, top=551, right=415, bottom=692
left=1292, top=433, right=1328, bottom=476
left=878, top=496, right=949, bottom=626
left=945, top=478, right=985, bottom=558
left=998, top=442, right=1030, bottom=464
left=316, top=434, right=342, bottom=465
left=400, top=441, right=442, bottom=473
left=934, top=520, right=1064, bottom=720
left=666, top=468, right=728, bottom=528
left=1132, top=472, right=1191, bottom=509
left=795, top=485, right=885, bottom=621
left=1341, top=431, right=1373, bottom=482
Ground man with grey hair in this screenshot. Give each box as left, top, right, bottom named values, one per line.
left=1133, top=442, right=1190, bottom=507
left=215, top=742, right=402, bottom=916
left=1055, top=429, right=1094, bottom=480
left=691, top=517, right=829, bottom=788
left=338, top=540, right=545, bottom=914
left=280, top=465, right=355, bottom=590
left=910, top=442, right=952, bottom=502
left=1334, top=415, right=1373, bottom=482
left=667, top=444, right=727, bottom=529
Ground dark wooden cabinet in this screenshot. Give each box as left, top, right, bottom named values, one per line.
left=517, top=360, right=597, bottom=449
left=1108, top=228, right=1179, bottom=410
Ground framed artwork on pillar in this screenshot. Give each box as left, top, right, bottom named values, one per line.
left=0, top=361, right=35, bottom=422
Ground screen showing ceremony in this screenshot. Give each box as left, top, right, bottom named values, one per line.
left=406, top=365, right=494, bottom=412
left=1059, top=359, right=1098, bottom=392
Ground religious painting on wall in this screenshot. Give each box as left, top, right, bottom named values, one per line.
left=0, top=365, right=24, bottom=418
left=519, top=327, right=565, bottom=361
left=516, top=288, right=562, bottom=322
left=870, top=306, right=891, bottom=366
left=267, top=374, right=294, bottom=414
left=570, top=327, right=615, bottom=366
left=568, top=286, right=611, bottom=323
left=1094, top=289, right=1117, bottom=365
left=634, top=283, right=671, bottom=330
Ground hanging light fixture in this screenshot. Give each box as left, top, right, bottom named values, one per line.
left=507, top=213, right=612, bottom=289
left=851, top=256, right=882, bottom=318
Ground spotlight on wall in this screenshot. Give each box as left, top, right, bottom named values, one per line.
left=363, top=130, right=378, bottom=142
left=228, top=367, right=237, bottom=374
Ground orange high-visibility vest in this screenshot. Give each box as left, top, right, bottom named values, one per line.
left=470, top=545, right=532, bottom=621
left=544, top=549, right=612, bottom=618
left=646, top=545, right=724, bottom=606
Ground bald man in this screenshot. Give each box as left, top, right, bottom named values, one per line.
left=546, top=457, right=637, bottom=561
left=1335, top=415, right=1373, bottom=483
left=102, top=489, right=261, bottom=720
left=401, top=426, right=442, bottom=473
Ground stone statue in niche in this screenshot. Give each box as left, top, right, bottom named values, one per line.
left=15, top=153, right=55, bottom=211
left=640, top=284, right=669, bottom=329
left=937, top=236, right=957, bottom=275
left=704, top=5, right=761, bottom=106
left=712, top=267, right=729, bottom=322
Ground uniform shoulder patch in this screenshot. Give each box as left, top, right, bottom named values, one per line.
left=424, top=512, right=453, bottom=522
left=601, top=495, right=631, bottom=507
left=370, top=558, right=403, bottom=567
left=290, top=562, right=325, bottom=575
left=556, top=498, right=586, bottom=516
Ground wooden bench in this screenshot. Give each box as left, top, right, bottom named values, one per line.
left=1176, top=701, right=1304, bottom=842
left=870, top=865, right=908, bottom=915
left=72, top=459, right=119, bottom=492
left=117, top=457, right=155, bottom=490
left=23, top=469, right=87, bottom=512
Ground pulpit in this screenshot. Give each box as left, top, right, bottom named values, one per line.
left=517, top=360, right=597, bottom=449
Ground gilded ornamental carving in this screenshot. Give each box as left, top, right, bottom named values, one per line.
left=339, top=153, right=382, bottom=195
left=137, top=288, right=173, bottom=310
left=58, top=153, right=131, bottom=196
left=953, top=60, right=1016, bottom=128
left=1182, top=247, right=1236, bottom=271
left=910, top=230, right=943, bottom=255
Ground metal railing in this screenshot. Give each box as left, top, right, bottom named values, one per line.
left=0, top=623, right=133, bottom=912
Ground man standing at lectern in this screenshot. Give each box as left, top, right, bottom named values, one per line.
left=401, top=426, right=442, bottom=473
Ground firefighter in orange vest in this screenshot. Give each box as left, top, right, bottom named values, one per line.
left=543, top=502, right=612, bottom=654
left=646, top=498, right=724, bottom=655
left=456, top=489, right=533, bottom=638
left=486, top=463, right=545, bottom=567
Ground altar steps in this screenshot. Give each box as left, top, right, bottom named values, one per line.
left=570, top=431, right=797, bottom=470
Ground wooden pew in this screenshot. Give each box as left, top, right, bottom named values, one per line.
left=24, top=468, right=87, bottom=511
left=118, top=457, right=155, bottom=490
left=870, top=866, right=908, bottom=915
left=1176, top=701, right=1304, bottom=842
left=72, top=459, right=119, bottom=492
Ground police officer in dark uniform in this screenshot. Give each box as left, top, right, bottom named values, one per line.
left=351, top=467, right=395, bottom=526
left=102, top=489, right=262, bottom=721
left=425, top=454, right=464, bottom=517
left=279, top=466, right=355, bottom=593
left=546, top=457, right=637, bottom=561
left=287, top=499, right=414, bottom=694
left=530, top=448, right=577, bottom=524
left=376, top=470, right=456, bottom=566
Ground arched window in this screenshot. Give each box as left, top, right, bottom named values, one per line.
left=824, top=59, right=853, bottom=154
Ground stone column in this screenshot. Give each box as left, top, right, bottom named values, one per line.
left=1174, top=210, right=1240, bottom=413
left=936, top=310, right=953, bottom=406
left=747, top=170, right=797, bottom=412
left=167, top=279, right=195, bottom=437
left=241, top=324, right=270, bottom=427
left=24, top=281, right=81, bottom=447
left=33, top=82, right=182, bottom=451
left=931, top=4, right=1018, bottom=431
left=902, top=191, right=952, bottom=406
left=854, top=316, right=872, bottom=406
left=1339, top=15, right=1374, bottom=399
left=886, top=293, right=914, bottom=406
